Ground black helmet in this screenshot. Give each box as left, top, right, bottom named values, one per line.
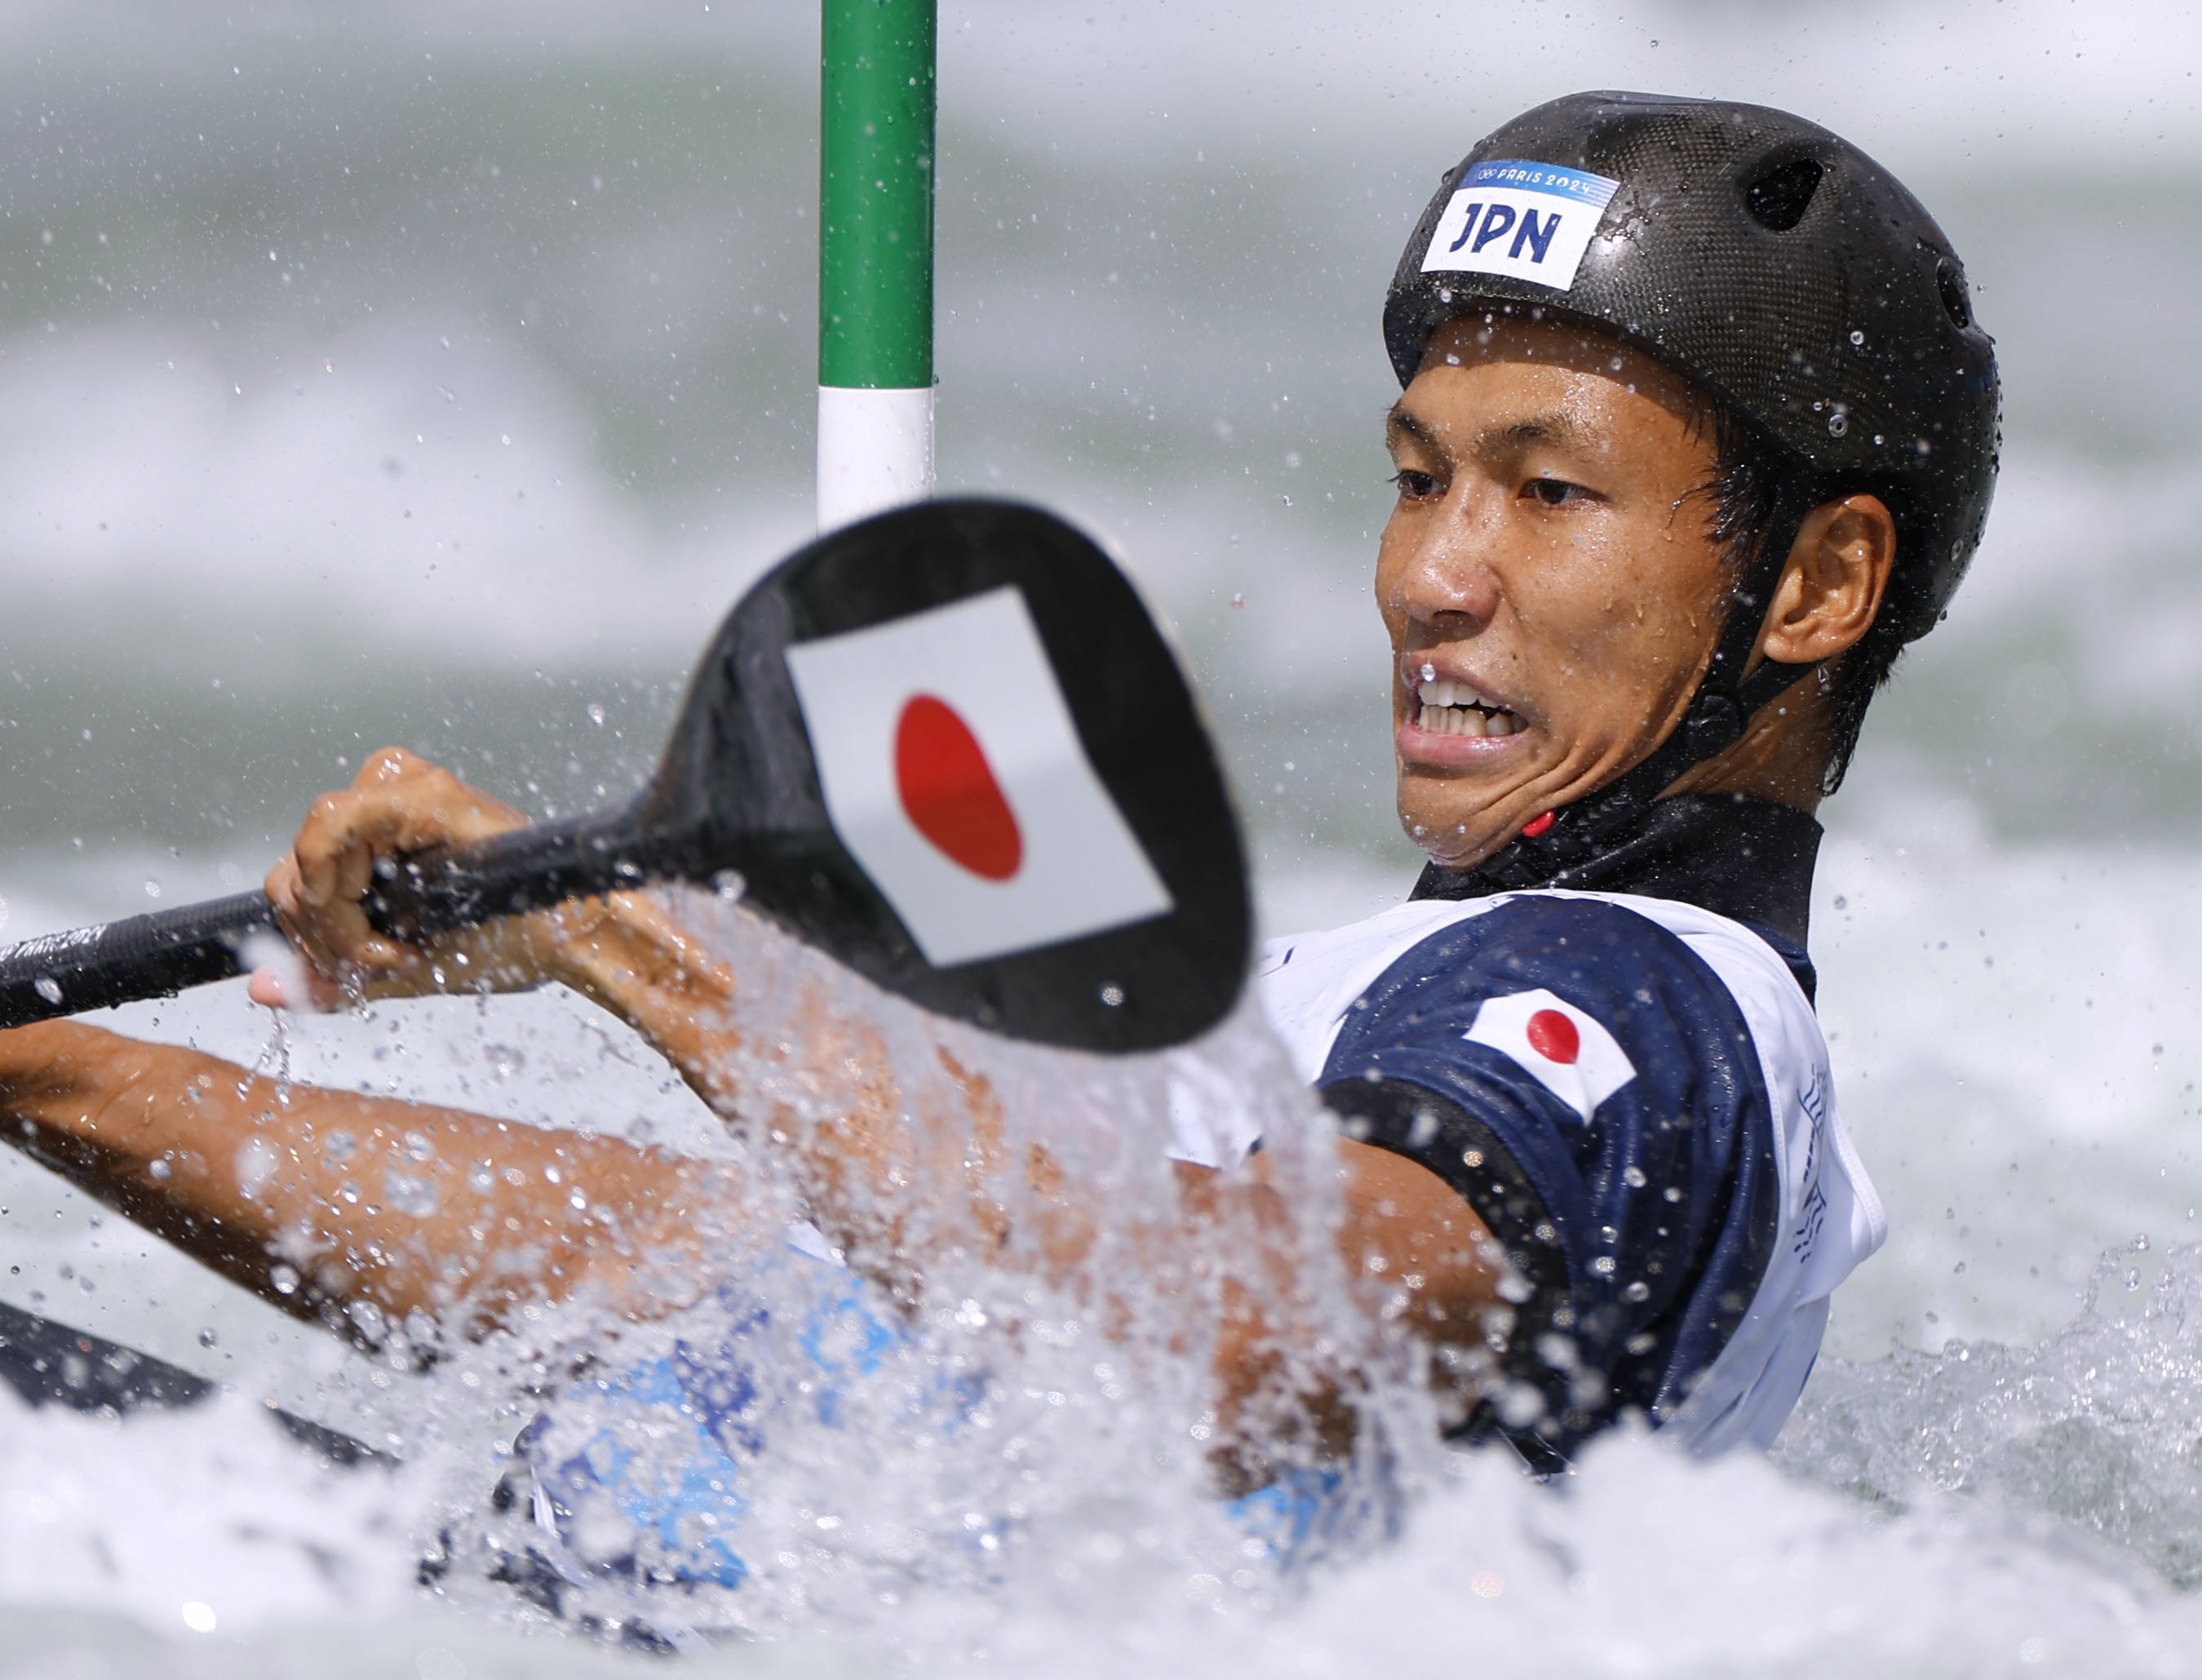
left=1383, top=91, right=1999, bottom=645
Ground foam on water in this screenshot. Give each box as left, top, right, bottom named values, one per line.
left=1782, top=1245, right=2202, bottom=1594
left=0, top=840, right=2200, bottom=1679
left=22, top=1283, right=2202, bottom=1680
left=388, top=891, right=1433, bottom=1643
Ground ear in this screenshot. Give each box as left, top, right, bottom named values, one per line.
left=1757, top=494, right=1897, bottom=667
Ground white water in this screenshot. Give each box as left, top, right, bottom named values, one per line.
left=5, top=2, right=2202, bottom=1674
left=4, top=819, right=2200, bottom=1678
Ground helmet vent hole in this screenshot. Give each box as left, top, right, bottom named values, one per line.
left=1936, top=257, right=1973, bottom=329
left=1744, top=157, right=1823, bottom=231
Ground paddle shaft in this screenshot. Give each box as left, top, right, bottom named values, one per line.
left=0, top=1298, right=388, bottom=1466
left=0, top=804, right=680, bottom=1031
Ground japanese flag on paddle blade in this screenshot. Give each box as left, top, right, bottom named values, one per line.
left=1464, top=988, right=1635, bottom=1121
left=783, top=587, right=1174, bottom=969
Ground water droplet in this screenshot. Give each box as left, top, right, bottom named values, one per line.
left=385, top=1168, right=441, bottom=1218
left=233, top=1138, right=279, bottom=1199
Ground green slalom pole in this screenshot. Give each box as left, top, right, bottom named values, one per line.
left=817, top=0, right=937, bottom=532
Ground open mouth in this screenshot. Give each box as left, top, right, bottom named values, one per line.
left=1414, top=678, right=1524, bottom=738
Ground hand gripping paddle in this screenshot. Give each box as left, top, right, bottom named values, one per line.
left=0, top=500, right=1249, bottom=1053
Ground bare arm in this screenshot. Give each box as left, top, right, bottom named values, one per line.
left=1183, top=1144, right=1513, bottom=1472
left=0, top=1018, right=721, bottom=1345
left=252, top=747, right=747, bottom=1117
left=256, top=749, right=1520, bottom=1436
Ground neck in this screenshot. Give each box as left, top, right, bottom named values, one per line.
left=1659, top=665, right=1830, bottom=811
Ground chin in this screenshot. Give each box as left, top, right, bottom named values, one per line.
left=1397, top=800, right=1508, bottom=871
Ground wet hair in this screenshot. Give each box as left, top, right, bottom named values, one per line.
left=1687, top=399, right=1921, bottom=796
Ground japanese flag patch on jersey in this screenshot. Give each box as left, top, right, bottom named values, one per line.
left=1464, top=987, right=1635, bottom=1120
left=1420, top=158, right=1620, bottom=293
left=783, top=587, right=1174, bottom=969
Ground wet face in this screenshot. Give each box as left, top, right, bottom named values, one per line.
left=1379, top=314, right=1733, bottom=869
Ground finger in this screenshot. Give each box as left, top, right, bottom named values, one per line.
left=300, top=847, right=397, bottom=971
left=330, top=822, right=381, bottom=920
left=247, top=960, right=352, bottom=1013
left=286, top=840, right=421, bottom=977
left=357, top=744, right=425, bottom=789
left=291, top=790, right=383, bottom=910
left=263, top=853, right=300, bottom=918
left=347, top=933, right=425, bottom=972
left=293, top=792, right=407, bottom=928
left=248, top=967, right=330, bottom=1010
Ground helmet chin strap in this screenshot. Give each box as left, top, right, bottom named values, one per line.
left=1417, top=474, right=1819, bottom=895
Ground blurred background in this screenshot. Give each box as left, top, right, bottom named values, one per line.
left=2, top=0, right=2200, bottom=1391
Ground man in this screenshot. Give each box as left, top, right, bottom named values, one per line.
left=0, top=90, right=1993, bottom=1552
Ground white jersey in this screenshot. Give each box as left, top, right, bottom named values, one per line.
left=1249, top=889, right=1882, bottom=1458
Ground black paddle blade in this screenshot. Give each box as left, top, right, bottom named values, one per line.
left=0, top=499, right=1249, bottom=1052
left=641, top=499, right=1250, bottom=1053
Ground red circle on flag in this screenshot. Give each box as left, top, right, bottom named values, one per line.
left=894, top=694, right=1024, bottom=881
left=1525, top=1008, right=1580, bottom=1065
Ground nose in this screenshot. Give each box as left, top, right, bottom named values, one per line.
left=1381, top=486, right=1504, bottom=635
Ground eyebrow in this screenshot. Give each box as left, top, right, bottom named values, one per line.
left=1384, top=403, right=1590, bottom=461
left=1384, top=401, right=1441, bottom=454
left=1485, top=412, right=1588, bottom=454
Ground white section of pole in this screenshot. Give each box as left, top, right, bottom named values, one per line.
left=817, top=385, right=936, bottom=533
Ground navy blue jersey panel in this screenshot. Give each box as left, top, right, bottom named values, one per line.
left=1738, top=918, right=1816, bottom=1006
left=1319, top=897, right=1782, bottom=1451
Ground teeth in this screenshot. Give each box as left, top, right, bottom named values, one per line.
left=1415, top=677, right=1519, bottom=737
left=1417, top=679, right=1486, bottom=708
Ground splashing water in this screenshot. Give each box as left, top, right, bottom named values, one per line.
left=9, top=884, right=2202, bottom=1675
left=11, top=823, right=2202, bottom=1680
left=1778, top=1243, right=2202, bottom=1592
left=144, top=887, right=1437, bottom=1656
left=2, top=905, right=2202, bottom=1678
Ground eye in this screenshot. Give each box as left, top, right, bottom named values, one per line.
left=1524, top=476, right=1589, bottom=508
left=1390, top=468, right=1441, bottom=500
